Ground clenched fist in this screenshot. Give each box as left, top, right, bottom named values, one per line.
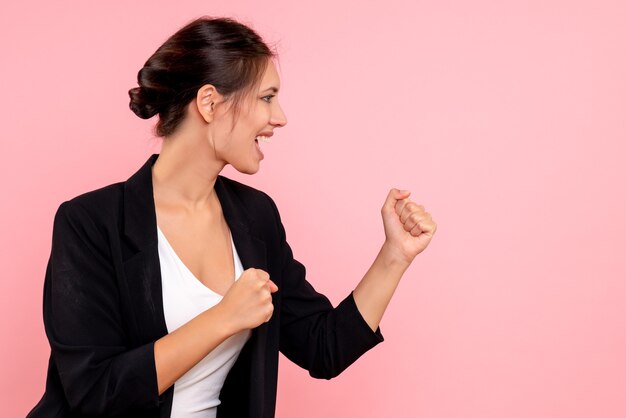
left=381, top=188, right=437, bottom=265
left=217, top=268, right=278, bottom=333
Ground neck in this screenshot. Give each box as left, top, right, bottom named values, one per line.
left=152, top=137, right=226, bottom=213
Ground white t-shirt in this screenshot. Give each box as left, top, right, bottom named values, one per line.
left=157, top=225, right=251, bottom=418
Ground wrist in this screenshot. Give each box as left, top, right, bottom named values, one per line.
left=379, top=241, right=412, bottom=271
left=209, top=302, right=239, bottom=338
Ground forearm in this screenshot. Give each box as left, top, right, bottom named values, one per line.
left=352, top=242, right=411, bottom=332
left=154, top=304, right=235, bottom=395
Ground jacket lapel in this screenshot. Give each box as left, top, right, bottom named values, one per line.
left=212, top=162, right=271, bottom=413
left=121, top=153, right=167, bottom=344
left=121, top=154, right=269, bottom=410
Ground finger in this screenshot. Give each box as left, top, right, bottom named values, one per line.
left=254, top=269, right=269, bottom=285
left=398, top=202, right=417, bottom=223
left=403, top=213, right=421, bottom=232
left=383, top=188, right=411, bottom=214
left=401, top=206, right=427, bottom=224
left=410, top=223, right=423, bottom=236
left=264, top=304, right=275, bottom=322
left=420, top=220, right=437, bottom=235
left=412, top=219, right=437, bottom=236
left=256, top=268, right=270, bottom=281
left=262, top=286, right=272, bottom=301
left=395, top=198, right=412, bottom=217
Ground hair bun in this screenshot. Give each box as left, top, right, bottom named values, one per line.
left=127, top=16, right=276, bottom=137
left=128, top=86, right=160, bottom=119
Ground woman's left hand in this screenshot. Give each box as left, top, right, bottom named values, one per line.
left=380, top=188, right=437, bottom=265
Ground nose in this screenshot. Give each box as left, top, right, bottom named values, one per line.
left=271, top=100, right=288, bottom=128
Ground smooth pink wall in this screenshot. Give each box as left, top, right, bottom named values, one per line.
left=2, top=1, right=625, bottom=417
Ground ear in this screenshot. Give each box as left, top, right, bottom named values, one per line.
left=196, top=84, right=223, bottom=123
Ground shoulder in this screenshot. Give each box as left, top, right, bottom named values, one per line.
left=218, top=175, right=278, bottom=212
left=217, top=175, right=283, bottom=230
left=54, top=181, right=124, bottom=229
left=218, top=175, right=272, bottom=202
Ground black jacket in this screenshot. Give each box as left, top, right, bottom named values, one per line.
left=28, top=153, right=384, bottom=417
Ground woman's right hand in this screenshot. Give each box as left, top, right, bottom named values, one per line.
left=153, top=268, right=277, bottom=395
left=217, top=268, right=279, bottom=334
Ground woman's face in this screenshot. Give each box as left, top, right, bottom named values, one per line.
left=210, top=58, right=288, bottom=174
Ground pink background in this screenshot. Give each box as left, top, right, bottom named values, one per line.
left=2, top=1, right=625, bottom=417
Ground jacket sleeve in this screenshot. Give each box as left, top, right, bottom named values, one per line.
left=42, top=201, right=160, bottom=416
left=265, top=194, right=385, bottom=380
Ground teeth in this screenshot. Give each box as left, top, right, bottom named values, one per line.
left=256, top=135, right=271, bottom=143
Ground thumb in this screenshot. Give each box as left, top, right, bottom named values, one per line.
left=267, top=279, right=279, bottom=293
left=383, top=188, right=411, bottom=211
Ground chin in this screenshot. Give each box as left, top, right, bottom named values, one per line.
left=234, top=162, right=260, bottom=175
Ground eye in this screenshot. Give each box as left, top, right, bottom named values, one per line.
left=261, top=94, right=276, bottom=103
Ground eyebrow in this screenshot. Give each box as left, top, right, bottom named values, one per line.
left=261, top=86, right=279, bottom=93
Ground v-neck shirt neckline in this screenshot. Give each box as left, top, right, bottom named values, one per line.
left=156, top=224, right=243, bottom=298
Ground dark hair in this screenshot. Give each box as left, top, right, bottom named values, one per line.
left=128, top=16, right=278, bottom=138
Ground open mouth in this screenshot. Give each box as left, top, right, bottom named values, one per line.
left=254, top=138, right=264, bottom=158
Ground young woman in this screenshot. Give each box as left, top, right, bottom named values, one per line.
left=28, top=16, right=437, bottom=418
